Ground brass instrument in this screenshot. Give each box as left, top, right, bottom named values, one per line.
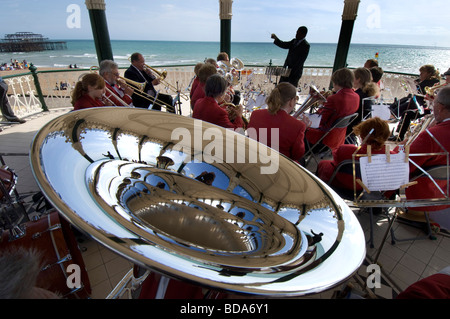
left=104, top=86, right=130, bottom=107
left=221, top=102, right=248, bottom=129
left=119, top=76, right=146, bottom=92
left=217, top=58, right=244, bottom=86
left=128, top=57, right=189, bottom=100
left=30, top=108, right=366, bottom=297
left=425, top=82, right=448, bottom=97
left=293, top=85, right=327, bottom=118
left=119, top=76, right=175, bottom=113
left=404, top=113, right=435, bottom=147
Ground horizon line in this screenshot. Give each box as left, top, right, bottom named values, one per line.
left=47, top=39, right=450, bottom=50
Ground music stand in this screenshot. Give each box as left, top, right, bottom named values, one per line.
left=349, top=131, right=450, bottom=261
left=265, top=66, right=291, bottom=85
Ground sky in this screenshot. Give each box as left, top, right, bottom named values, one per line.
left=2, top=0, right=450, bottom=47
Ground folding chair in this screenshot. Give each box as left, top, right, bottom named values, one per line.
left=304, top=113, right=358, bottom=166
left=390, top=165, right=449, bottom=244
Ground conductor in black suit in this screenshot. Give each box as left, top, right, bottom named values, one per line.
left=271, top=26, right=310, bottom=88
left=124, top=52, right=174, bottom=112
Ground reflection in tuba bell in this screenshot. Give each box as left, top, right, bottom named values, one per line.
left=29, top=108, right=366, bottom=297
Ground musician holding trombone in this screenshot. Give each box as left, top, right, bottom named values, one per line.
left=99, top=60, right=134, bottom=107
left=125, top=52, right=175, bottom=112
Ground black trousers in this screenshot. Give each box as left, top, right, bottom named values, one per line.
left=0, top=80, right=20, bottom=121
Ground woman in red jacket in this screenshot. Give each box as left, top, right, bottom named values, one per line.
left=71, top=73, right=107, bottom=110
left=247, top=82, right=309, bottom=161
left=192, top=74, right=244, bottom=130
left=305, top=68, right=360, bottom=152
left=318, top=116, right=395, bottom=192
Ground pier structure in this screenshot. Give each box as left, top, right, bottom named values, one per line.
left=0, top=32, right=67, bottom=52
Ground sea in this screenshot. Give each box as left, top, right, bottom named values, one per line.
left=1, top=40, right=450, bottom=75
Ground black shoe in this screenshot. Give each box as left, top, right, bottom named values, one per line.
left=9, top=118, right=26, bottom=124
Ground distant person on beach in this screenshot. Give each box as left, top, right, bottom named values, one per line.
left=125, top=52, right=174, bottom=112
left=71, top=73, right=107, bottom=110
left=271, top=26, right=310, bottom=87
left=99, top=59, right=134, bottom=107
left=0, top=77, right=26, bottom=124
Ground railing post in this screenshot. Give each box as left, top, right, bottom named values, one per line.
left=28, top=64, right=48, bottom=112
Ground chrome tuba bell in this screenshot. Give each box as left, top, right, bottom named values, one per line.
left=29, top=108, right=365, bottom=297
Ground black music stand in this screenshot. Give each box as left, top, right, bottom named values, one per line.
left=265, top=66, right=291, bottom=86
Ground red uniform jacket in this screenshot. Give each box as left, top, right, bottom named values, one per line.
left=73, top=94, right=105, bottom=111
left=406, top=120, right=450, bottom=211
left=190, top=82, right=205, bottom=110
left=247, top=109, right=306, bottom=161
left=104, top=81, right=133, bottom=107
left=190, top=77, right=199, bottom=99
left=305, top=88, right=359, bottom=150
left=192, top=96, right=244, bottom=129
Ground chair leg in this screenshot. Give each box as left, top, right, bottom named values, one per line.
left=368, top=207, right=374, bottom=248
left=390, top=210, right=437, bottom=244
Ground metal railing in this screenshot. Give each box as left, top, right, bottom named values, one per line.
left=1, top=64, right=419, bottom=121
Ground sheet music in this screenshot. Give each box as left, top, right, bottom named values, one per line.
left=304, top=113, right=322, bottom=128
left=359, top=153, right=409, bottom=191
left=371, top=104, right=391, bottom=121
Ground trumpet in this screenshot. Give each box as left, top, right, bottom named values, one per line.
left=425, top=82, right=448, bottom=97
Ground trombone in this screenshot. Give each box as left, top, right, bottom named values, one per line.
left=90, top=66, right=175, bottom=112
left=119, top=76, right=176, bottom=113
left=127, top=57, right=189, bottom=100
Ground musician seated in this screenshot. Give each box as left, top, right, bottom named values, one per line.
left=190, top=63, right=217, bottom=110
left=390, top=64, right=440, bottom=117
left=99, top=59, right=133, bottom=107
left=318, top=117, right=396, bottom=193
left=71, top=73, right=107, bottom=111
left=124, top=52, right=174, bottom=112
left=404, top=86, right=450, bottom=214
left=305, top=68, right=360, bottom=153
left=217, top=52, right=241, bottom=105
left=346, top=67, right=380, bottom=143
left=392, top=68, right=449, bottom=141
left=192, top=74, right=244, bottom=130
left=190, top=62, right=204, bottom=100
left=247, top=82, right=309, bottom=162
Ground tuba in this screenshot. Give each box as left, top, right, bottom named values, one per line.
left=29, top=108, right=366, bottom=297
